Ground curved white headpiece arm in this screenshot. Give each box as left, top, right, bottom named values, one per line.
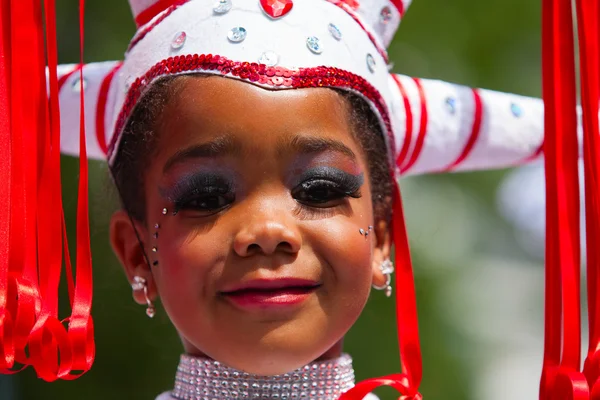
left=390, top=74, right=584, bottom=176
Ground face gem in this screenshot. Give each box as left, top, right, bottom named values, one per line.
left=260, top=0, right=294, bottom=19
left=171, top=31, right=187, bottom=50
left=213, top=0, right=232, bottom=14
left=228, top=27, right=247, bottom=43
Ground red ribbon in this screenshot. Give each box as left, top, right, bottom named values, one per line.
left=576, top=0, right=600, bottom=397
left=0, top=0, right=94, bottom=380
left=340, top=181, right=422, bottom=400
left=540, top=0, right=588, bottom=398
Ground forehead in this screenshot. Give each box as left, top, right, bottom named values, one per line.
left=155, top=75, right=356, bottom=153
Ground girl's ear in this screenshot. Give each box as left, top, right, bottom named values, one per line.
left=371, top=219, right=392, bottom=288
left=109, top=210, right=158, bottom=304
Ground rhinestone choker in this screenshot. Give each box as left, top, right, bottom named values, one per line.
left=170, top=353, right=355, bottom=400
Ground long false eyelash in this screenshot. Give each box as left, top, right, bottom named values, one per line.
left=295, top=168, right=364, bottom=198
left=160, top=173, right=234, bottom=211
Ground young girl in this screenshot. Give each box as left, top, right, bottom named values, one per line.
left=1, top=0, right=594, bottom=399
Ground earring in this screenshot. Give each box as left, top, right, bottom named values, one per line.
left=372, top=259, right=394, bottom=297
left=132, top=276, right=156, bottom=318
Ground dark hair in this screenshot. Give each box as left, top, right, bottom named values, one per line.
left=111, top=76, right=393, bottom=223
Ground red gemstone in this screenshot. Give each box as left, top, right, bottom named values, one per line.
left=260, top=0, right=293, bottom=18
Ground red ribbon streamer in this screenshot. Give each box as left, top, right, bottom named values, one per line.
left=540, top=0, right=588, bottom=398
left=0, top=0, right=94, bottom=380
left=340, top=181, right=422, bottom=400
left=577, top=0, right=600, bottom=397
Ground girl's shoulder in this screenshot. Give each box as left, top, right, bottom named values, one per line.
left=155, top=392, right=380, bottom=399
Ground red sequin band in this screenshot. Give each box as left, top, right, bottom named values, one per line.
left=107, top=54, right=393, bottom=160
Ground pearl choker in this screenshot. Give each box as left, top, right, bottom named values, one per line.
left=170, top=353, right=355, bottom=400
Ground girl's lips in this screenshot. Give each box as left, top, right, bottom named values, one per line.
left=220, top=279, right=321, bottom=310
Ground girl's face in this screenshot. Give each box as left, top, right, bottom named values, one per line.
left=110, top=76, right=391, bottom=375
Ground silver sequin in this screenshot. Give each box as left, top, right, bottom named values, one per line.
left=306, top=36, right=323, bottom=54
left=213, top=0, right=232, bottom=14
left=366, top=54, right=376, bottom=72
left=171, top=31, right=187, bottom=50
left=258, top=51, right=280, bottom=67
left=228, top=27, right=247, bottom=43
left=328, top=23, right=342, bottom=40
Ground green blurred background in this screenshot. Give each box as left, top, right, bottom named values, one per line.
left=1, top=0, right=546, bottom=399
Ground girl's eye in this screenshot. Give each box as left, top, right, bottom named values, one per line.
left=292, top=179, right=359, bottom=208
left=175, top=188, right=235, bottom=216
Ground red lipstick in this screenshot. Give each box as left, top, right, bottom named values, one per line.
left=220, top=279, right=320, bottom=310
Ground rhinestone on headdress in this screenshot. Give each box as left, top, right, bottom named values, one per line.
left=258, top=51, right=279, bottom=67
left=380, top=6, right=392, bottom=24
left=171, top=31, right=187, bottom=50
left=445, top=97, right=457, bottom=114
left=366, top=54, right=376, bottom=72
left=328, top=23, right=342, bottom=40
left=213, top=0, right=232, bottom=14
left=71, top=77, right=87, bottom=93
left=162, top=208, right=168, bottom=215
left=228, top=27, right=247, bottom=43
left=260, top=0, right=294, bottom=19
left=511, top=102, right=523, bottom=117
left=306, top=36, right=323, bottom=54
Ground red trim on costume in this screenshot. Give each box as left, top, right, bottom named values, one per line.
left=445, top=88, right=483, bottom=171
left=391, top=74, right=413, bottom=168
left=135, top=0, right=175, bottom=27
left=399, top=77, right=427, bottom=174
left=128, top=0, right=189, bottom=52
left=57, top=66, right=80, bottom=92
left=108, top=54, right=393, bottom=161
left=326, top=0, right=389, bottom=62
left=391, top=0, right=405, bottom=16
left=95, top=63, right=122, bottom=155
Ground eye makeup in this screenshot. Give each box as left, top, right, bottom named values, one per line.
left=292, top=166, right=364, bottom=199
left=159, top=172, right=236, bottom=214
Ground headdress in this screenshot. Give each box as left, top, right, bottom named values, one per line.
left=1, top=0, right=599, bottom=398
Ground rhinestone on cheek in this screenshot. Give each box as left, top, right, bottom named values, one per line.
left=171, top=31, right=187, bottom=50
left=380, top=6, right=392, bottom=24
left=306, top=36, right=323, bottom=54
left=228, top=27, right=247, bottom=42
left=213, top=0, right=232, bottom=14
left=328, top=23, right=342, bottom=40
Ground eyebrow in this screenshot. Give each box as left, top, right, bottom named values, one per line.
left=163, top=133, right=357, bottom=173
left=163, top=135, right=242, bottom=172
left=283, top=135, right=357, bottom=160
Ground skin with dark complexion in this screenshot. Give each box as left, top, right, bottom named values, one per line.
left=110, top=76, right=392, bottom=376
